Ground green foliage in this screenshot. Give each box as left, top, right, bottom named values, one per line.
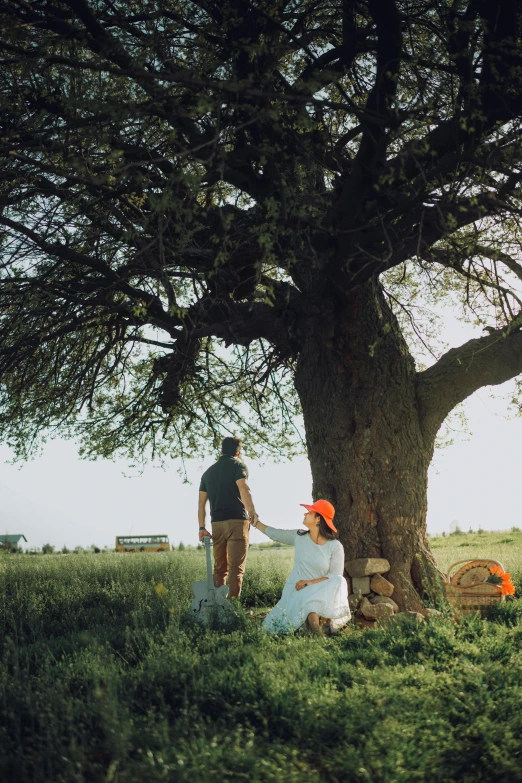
left=1, top=2, right=522, bottom=461
left=426, top=529, right=522, bottom=589
left=1, top=541, right=522, bottom=782
left=449, top=526, right=465, bottom=536
left=41, top=542, right=55, bottom=554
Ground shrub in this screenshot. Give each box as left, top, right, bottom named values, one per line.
left=449, top=525, right=465, bottom=536
left=41, top=543, right=55, bottom=554
left=1, top=544, right=22, bottom=554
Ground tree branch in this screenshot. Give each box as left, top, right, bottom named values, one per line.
left=0, top=215, right=181, bottom=335
left=417, top=325, right=522, bottom=440
left=331, top=0, right=402, bottom=241
left=474, top=244, right=522, bottom=284
left=378, top=0, right=522, bottom=197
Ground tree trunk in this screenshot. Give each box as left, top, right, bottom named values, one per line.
left=294, top=279, right=440, bottom=611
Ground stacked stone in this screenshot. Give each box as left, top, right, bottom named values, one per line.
left=345, top=558, right=398, bottom=623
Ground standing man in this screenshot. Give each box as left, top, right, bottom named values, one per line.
left=198, top=436, right=257, bottom=598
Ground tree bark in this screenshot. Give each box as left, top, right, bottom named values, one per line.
left=294, top=279, right=439, bottom=611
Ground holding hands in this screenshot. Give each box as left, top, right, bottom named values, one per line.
left=250, top=513, right=267, bottom=533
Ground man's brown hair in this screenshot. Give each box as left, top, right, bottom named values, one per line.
left=221, top=436, right=242, bottom=457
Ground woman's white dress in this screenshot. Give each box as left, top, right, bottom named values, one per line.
left=262, top=528, right=351, bottom=634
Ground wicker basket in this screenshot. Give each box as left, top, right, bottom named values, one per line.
left=445, top=559, right=505, bottom=616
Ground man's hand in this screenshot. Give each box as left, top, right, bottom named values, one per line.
left=199, top=528, right=212, bottom=542
left=295, top=580, right=309, bottom=591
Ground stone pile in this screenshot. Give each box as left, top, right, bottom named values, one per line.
left=345, top=558, right=398, bottom=623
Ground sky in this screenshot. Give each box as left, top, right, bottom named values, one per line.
left=1, top=314, right=522, bottom=550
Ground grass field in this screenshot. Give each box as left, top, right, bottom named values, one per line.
left=2, top=532, right=522, bottom=782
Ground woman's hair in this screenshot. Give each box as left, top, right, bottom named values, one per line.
left=297, top=513, right=338, bottom=540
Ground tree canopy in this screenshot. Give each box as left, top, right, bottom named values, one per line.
left=2, top=0, right=522, bottom=464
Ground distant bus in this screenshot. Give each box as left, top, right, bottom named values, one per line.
left=115, top=535, right=171, bottom=552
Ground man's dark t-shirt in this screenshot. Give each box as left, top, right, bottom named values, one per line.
left=199, top=456, right=249, bottom=522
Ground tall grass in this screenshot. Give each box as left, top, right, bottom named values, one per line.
left=1, top=537, right=522, bottom=782
left=429, top=529, right=522, bottom=581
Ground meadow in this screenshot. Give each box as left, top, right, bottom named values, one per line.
left=2, top=532, right=522, bottom=783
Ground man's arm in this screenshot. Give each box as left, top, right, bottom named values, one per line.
left=236, top=478, right=256, bottom=522
left=198, top=491, right=211, bottom=541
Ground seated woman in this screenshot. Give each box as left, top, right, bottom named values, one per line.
left=251, top=499, right=351, bottom=635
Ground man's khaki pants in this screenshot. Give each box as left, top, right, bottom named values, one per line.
left=211, top=518, right=249, bottom=598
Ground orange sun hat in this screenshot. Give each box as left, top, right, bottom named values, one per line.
left=300, top=500, right=337, bottom=532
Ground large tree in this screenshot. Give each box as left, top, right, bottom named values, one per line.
left=2, top=0, right=522, bottom=608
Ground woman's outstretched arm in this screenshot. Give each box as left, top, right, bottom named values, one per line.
left=250, top=516, right=268, bottom=534
left=251, top=517, right=297, bottom=546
